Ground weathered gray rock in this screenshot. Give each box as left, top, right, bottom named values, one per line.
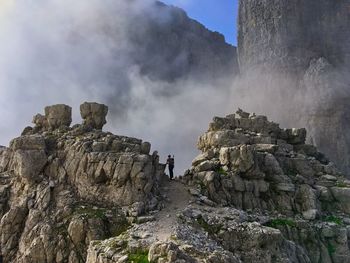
left=80, top=102, right=108, bottom=130
left=331, top=187, right=350, bottom=214
left=32, top=114, right=47, bottom=129
left=10, top=135, right=46, bottom=151
left=13, top=150, right=47, bottom=181
left=9, top=136, right=47, bottom=182
left=141, top=142, right=151, bottom=155
left=185, top=109, right=350, bottom=220
left=31, top=104, right=72, bottom=131
left=0, top=206, right=28, bottom=260
left=44, top=104, right=72, bottom=129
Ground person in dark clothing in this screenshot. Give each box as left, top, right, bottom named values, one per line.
left=166, top=155, right=175, bottom=180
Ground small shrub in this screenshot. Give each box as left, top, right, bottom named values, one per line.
left=323, top=215, right=343, bottom=225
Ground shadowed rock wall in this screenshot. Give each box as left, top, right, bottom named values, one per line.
left=237, top=0, right=350, bottom=175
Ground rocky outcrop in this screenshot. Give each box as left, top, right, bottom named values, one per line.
left=11, top=136, right=47, bottom=183
left=31, top=104, right=72, bottom=131
left=80, top=102, right=108, bottom=130
left=0, top=103, right=165, bottom=262
left=183, top=109, right=350, bottom=262
left=86, top=218, right=241, bottom=263
left=237, top=0, right=350, bottom=175
left=82, top=109, right=350, bottom=263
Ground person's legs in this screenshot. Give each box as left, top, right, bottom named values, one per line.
left=169, top=166, right=174, bottom=180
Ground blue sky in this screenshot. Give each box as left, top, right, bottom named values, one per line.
left=161, top=0, right=238, bottom=45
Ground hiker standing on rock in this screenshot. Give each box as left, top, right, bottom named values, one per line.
left=166, top=155, right=175, bottom=180
left=49, top=177, right=56, bottom=192
left=48, top=176, right=56, bottom=203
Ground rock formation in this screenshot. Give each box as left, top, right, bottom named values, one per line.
left=2, top=103, right=350, bottom=262
left=32, top=104, right=72, bottom=131
left=237, top=0, right=350, bottom=175
left=0, top=103, right=164, bottom=262
left=80, top=102, right=108, bottom=130
left=182, top=109, right=350, bottom=262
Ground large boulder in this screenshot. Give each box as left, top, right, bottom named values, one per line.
left=31, top=104, right=72, bottom=131
left=10, top=136, right=47, bottom=181
left=44, top=104, right=72, bottom=129
left=80, top=102, right=108, bottom=130
left=10, top=135, right=46, bottom=151
left=13, top=150, right=47, bottom=181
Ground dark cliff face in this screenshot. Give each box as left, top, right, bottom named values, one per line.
left=74, top=0, right=238, bottom=116
left=238, top=0, right=349, bottom=73
left=107, top=0, right=238, bottom=87
left=133, top=1, right=238, bottom=82
left=237, top=0, right=350, bottom=175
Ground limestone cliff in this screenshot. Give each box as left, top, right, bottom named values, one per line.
left=238, top=0, right=349, bottom=72
left=237, top=0, right=350, bottom=175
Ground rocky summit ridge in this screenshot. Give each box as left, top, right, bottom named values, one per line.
left=1, top=104, right=350, bottom=263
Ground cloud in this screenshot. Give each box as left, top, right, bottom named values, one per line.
left=0, top=0, right=236, bottom=173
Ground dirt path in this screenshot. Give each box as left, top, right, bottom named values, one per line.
left=153, top=179, right=193, bottom=241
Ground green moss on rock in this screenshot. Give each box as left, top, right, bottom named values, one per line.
left=128, top=250, right=149, bottom=263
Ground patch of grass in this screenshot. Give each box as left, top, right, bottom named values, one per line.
left=128, top=250, right=149, bottom=263
left=323, top=215, right=343, bottom=225
left=266, top=218, right=296, bottom=228
left=335, top=181, right=348, bottom=188
left=75, top=207, right=108, bottom=219
left=215, top=167, right=228, bottom=176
